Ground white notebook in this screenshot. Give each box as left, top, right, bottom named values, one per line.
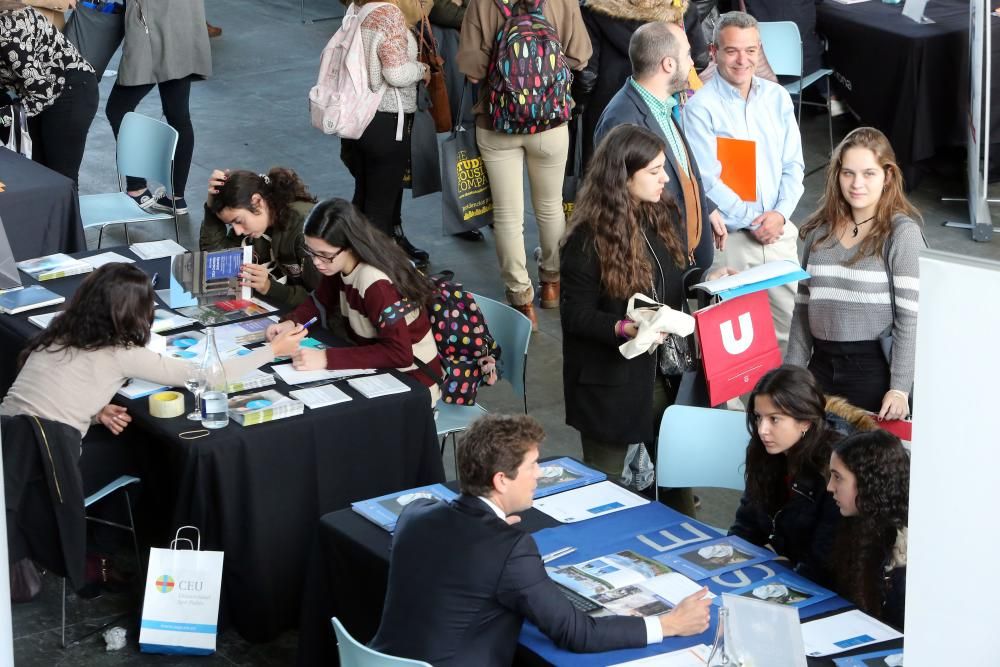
left=290, top=384, right=353, bottom=409
left=347, top=374, right=410, bottom=398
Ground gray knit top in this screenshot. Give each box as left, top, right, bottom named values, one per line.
left=786, top=215, right=924, bottom=393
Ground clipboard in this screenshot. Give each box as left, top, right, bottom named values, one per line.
left=717, top=137, right=756, bottom=202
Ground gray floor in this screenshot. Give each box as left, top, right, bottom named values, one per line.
left=12, top=0, right=1000, bottom=663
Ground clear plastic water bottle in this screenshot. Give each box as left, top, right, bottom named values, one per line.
left=199, top=327, right=229, bottom=429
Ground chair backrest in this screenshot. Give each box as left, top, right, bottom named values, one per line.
left=331, top=618, right=432, bottom=667
left=656, top=405, right=749, bottom=491
left=116, top=112, right=178, bottom=197
left=757, top=21, right=802, bottom=79
left=471, top=293, right=531, bottom=401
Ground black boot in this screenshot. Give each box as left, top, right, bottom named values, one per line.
left=394, top=225, right=429, bottom=267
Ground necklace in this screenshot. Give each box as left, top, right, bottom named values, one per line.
left=850, top=215, right=875, bottom=238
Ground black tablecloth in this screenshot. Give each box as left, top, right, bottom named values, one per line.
left=818, top=0, right=1000, bottom=168
left=0, top=149, right=86, bottom=261
left=0, top=249, right=445, bottom=642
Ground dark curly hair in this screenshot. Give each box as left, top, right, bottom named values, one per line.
left=457, top=414, right=545, bottom=498
left=19, top=263, right=154, bottom=366
left=208, top=167, right=316, bottom=234
left=744, top=366, right=836, bottom=514
left=831, top=430, right=910, bottom=620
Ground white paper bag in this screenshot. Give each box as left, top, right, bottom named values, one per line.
left=139, top=526, right=224, bottom=655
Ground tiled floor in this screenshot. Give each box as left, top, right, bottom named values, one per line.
left=11, top=0, right=1000, bottom=663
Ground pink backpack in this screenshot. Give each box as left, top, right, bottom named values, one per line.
left=309, top=2, right=393, bottom=139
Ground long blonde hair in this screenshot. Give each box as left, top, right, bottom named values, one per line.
left=799, top=127, right=922, bottom=264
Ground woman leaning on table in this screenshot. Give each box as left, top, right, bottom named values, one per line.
left=786, top=127, right=926, bottom=419
left=200, top=167, right=320, bottom=308
left=559, top=124, right=727, bottom=516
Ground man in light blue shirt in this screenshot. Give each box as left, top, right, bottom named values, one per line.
left=682, top=11, right=804, bottom=348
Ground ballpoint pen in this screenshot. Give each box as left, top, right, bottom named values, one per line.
left=541, top=547, right=576, bottom=564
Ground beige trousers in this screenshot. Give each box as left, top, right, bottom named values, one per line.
left=711, top=221, right=799, bottom=352
left=476, top=124, right=569, bottom=305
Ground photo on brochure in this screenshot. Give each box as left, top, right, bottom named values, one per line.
left=655, top=535, right=775, bottom=580
left=722, top=571, right=836, bottom=610
left=592, top=584, right=673, bottom=618
left=547, top=550, right=673, bottom=599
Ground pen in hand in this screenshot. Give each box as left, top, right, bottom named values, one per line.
left=301, top=316, right=318, bottom=330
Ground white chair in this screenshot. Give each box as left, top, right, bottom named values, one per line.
left=331, top=617, right=432, bottom=667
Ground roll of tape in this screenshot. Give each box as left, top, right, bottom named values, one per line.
left=149, top=391, right=185, bottom=419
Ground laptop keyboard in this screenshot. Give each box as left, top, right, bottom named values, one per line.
left=557, top=585, right=601, bottom=613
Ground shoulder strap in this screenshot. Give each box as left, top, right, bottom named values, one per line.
left=492, top=0, right=513, bottom=19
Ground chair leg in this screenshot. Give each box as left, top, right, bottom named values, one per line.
left=61, top=578, right=67, bottom=649
left=451, top=434, right=458, bottom=479
left=826, top=77, right=834, bottom=156
left=96, top=226, right=104, bottom=249
left=124, top=490, right=142, bottom=576
left=173, top=214, right=181, bottom=243
left=123, top=222, right=131, bottom=245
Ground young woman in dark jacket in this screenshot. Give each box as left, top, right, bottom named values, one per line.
left=561, top=125, right=722, bottom=514
left=730, top=365, right=842, bottom=584
left=828, top=430, right=910, bottom=630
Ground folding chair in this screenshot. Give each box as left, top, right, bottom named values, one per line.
left=331, top=617, right=432, bottom=666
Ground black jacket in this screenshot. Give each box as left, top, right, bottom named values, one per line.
left=560, top=219, right=711, bottom=445
left=2, top=414, right=87, bottom=590
left=595, top=83, right=716, bottom=245
left=370, top=495, right=647, bottom=665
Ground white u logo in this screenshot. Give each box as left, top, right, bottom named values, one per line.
left=720, top=313, right=754, bottom=355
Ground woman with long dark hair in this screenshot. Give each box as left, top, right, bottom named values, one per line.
left=787, top=127, right=925, bottom=419
left=730, top=366, right=842, bottom=583
left=560, top=124, right=721, bottom=513
left=265, top=198, right=442, bottom=403
left=0, top=263, right=306, bottom=440
left=828, top=430, right=910, bottom=629
left=201, top=167, right=319, bottom=307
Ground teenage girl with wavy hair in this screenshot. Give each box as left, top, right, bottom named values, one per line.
left=201, top=167, right=319, bottom=307
left=266, top=198, right=442, bottom=404
left=730, top=366, right=842, bottom=583
left=828, top=429, right=910, bottom=629
left=560, top=124, right=722, bottom=514
left=787, top=127, right=926, bottom=419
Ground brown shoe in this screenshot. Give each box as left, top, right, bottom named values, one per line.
left=207, top=22, right=222, bottom=38
left=511, top=302, right=538, bottom=332
left=539, top=281, right=559, bottom=309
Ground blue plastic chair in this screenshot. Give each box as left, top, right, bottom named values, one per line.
left=757, top=21, right=834, bottom=169
left=79, top=112, right=180, bottom=247
left=331, top=617, right=432, bottom=667
left=435, top=294, right=532, bottom=475
left=655, top=405, right=749, bottom=497
left=62, top=475, right=142, bottom=648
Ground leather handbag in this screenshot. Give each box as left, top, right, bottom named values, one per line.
left=417, top=16, right=452, bottom=132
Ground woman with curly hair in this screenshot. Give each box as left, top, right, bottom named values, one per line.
left=828, top=430, right=910, bottom=629
left=200, top=167, right=320, bottom=308
left=787, top=127, right=926, bottom=419
left=560, top=124, right=724, bottom=513
left=730, top=365, right=843, bottom=583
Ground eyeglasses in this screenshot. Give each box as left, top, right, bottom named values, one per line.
left=301, top=244, right=346, bottom=263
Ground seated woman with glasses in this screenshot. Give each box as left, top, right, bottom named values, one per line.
left=200, top=167, right=320, bottom=307
left=265, top=198, right=442, bottom=404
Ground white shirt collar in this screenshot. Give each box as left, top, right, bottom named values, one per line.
left=477, top=496, right=506, bottom=520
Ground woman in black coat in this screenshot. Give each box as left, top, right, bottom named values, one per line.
left=560, top=125, right=721, bottom=514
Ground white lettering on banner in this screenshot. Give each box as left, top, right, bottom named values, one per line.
left=710, top=563, right=776, bottom=588
left=720, top=313, right=754, bottom=355
left=636, top=522, right=716, bottom=552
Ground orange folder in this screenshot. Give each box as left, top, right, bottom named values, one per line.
left=717, top=137, right=756, bottom=202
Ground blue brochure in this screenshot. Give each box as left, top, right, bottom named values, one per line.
left=654, top=535, right=775, bottom=580
left=534, top=457, right=607, bottom=499
left=715, top=570, right=836, bottom=609
left=833, top=649, right=903, bottom=666
left=351, top=484, right=459, bottom=532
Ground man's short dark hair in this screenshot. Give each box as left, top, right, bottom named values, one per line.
left=629, top=21, right=680, bottom=80
left=457, top=414, right=545, bottom=497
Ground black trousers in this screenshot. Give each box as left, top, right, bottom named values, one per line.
left=341, top=111, right=413, bottom=238
left=25, top=69, right=99, bottom=187
left=808, top=339, right=889, bottom=414
left=105, top=76, right=194, bottom=197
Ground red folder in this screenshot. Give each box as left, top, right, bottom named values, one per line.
left=694, top=291, right=781, bottom=406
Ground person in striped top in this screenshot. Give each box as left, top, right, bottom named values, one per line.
left=266, top=199, right=442, bottom=405
left=786, top=127, right=925, bottom=419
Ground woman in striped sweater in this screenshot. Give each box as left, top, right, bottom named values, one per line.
left=266, top=199, right=442, bottom=405
left=787, top=127, right=925, bottom=419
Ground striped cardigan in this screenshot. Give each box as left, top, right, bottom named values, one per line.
left=786, top=215, right=924, bottom=392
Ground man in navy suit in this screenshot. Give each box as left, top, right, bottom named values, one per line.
left=369, top=414, right=712, bottom=666
left=596, top=21, right=727, bottom=257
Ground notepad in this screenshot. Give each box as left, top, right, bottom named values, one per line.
left=272, top=363, right=375, bottom=385
left=290, top=384, right=353, bottom=409
left=130, top=239, right=188, bottom=260
left=347, top=373, right=411, bottom=398
left=717, top=136, right=756, bottom=202
left=81, top=251, right=135, bottom=269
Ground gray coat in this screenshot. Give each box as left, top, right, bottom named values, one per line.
left=118, top=0, right=211, bottom=86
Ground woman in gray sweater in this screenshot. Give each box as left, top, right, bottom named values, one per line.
left=787, top=127, right=925, bottom=419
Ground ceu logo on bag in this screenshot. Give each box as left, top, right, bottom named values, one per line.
left=155, top=575, right=176, bottom=593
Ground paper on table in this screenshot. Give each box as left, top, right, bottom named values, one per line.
left=533, top=480, right=649, bottom=523
left=117, top=378, right=169, bottom=399
left=347, top=373, right=411, bottom=398
left=641, top=573, right=716, bottom=604
left=272, top=363, right=375, bottom=385
left=290, top=384, right=353, bottom=409
left=801, top=610, right=903, bottom=657
left=130, top=239, right=188, bottom=260
left=717, top=136, right=756, bottom=202
left=81, top=251, right=135, bottom=269
left=608, top=644, right=710, bottom=666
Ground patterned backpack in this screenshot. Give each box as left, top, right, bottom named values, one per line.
left=486, top=0, right=573, bottom=134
